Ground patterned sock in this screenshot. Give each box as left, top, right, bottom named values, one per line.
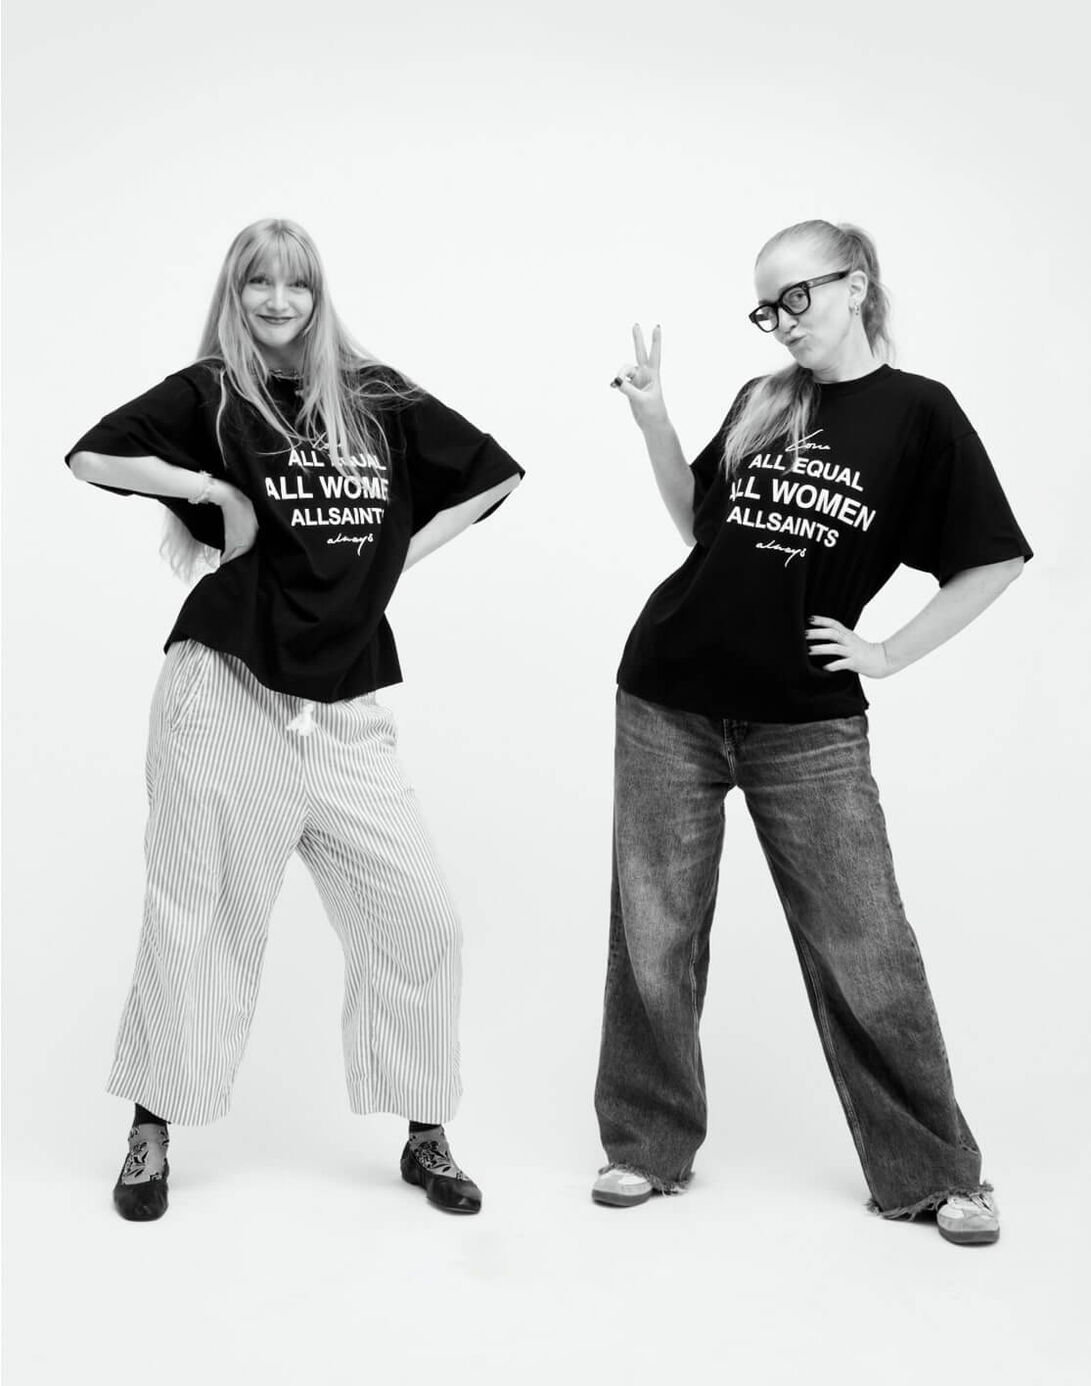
left=119, top=1122, right=169, bottom=1186
left=407, top=1126, right=466, bottom=1179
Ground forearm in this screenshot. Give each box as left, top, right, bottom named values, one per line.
left=403, top=475, right=520, bottom=571
left=882, top=558, right=1025, bottom=674
left=640, top=418, right=696, bottom=544
left=68, top=450, right=220, bottom=503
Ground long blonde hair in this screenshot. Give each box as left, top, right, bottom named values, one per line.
left=722, top=221, right=892, bottom=477
left=162, top=218, right=417, bottom=579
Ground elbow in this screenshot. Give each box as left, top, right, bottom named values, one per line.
left=995, top=556, right=1026, bottom=590
left=68, top=450, right=99, bottom=482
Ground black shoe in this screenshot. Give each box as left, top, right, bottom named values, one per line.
left=113, top=1123, right=170, bottom=1222
left=400, top=1132, right=482, bottom=1214
left=113, top=1164, right=170, bottom=1221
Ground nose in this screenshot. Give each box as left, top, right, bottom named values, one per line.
left=266, top=281, right=288, bottom=311
left=776, top=310, right=799, bottom=338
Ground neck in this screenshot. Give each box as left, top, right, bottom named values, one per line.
left=259, top=345, right=303, bottom=374
left=811, top=332, right=880, bottom=384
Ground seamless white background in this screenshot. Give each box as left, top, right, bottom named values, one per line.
left=4, top=1, right=1089, bottom=1382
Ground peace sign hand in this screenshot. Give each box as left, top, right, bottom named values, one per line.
left=805, top=616, right=893, bottom=679
left=611, top=324, right=669, bottom=432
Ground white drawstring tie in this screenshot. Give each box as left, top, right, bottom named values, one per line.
left=286, top=701, right=317, bottom=737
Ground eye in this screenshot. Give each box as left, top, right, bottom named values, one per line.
left=247, top=274, right=270, bottom=286
left=290, top=280, right=311, bottom=291
left=782, top=287, right=809, bottom=312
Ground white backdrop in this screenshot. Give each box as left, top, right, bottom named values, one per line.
left=4, top=1, right=1089, bottom=1382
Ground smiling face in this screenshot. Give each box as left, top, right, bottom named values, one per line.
left=239, top=256, right=315, bottom=367
left=753, top=235, right=868, bottom=380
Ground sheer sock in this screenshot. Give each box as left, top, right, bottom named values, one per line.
left=120, top=1107, right=169, bottom=1186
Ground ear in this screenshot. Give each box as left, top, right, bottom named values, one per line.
left=848, top=268, right=869, bottom=312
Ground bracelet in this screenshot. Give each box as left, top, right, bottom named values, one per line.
left=192, top=471, right=217, bottom=504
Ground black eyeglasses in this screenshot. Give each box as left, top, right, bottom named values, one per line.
left=748, top=270, right=851, bottom=333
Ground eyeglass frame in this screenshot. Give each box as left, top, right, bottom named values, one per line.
left=748, top=269, right=852, bottom=333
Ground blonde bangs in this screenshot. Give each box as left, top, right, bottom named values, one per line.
left=239, top=226, right=320, bottom=293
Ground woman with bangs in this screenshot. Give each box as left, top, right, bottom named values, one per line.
left=67, top=218, right=523, bottom=1221
left=593, top=220, right=1031, bottom=1245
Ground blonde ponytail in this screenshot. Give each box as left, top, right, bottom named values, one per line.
left=722, top=220, right=892, bottom=476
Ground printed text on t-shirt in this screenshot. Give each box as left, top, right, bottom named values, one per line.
left=261, top=445, right=389, bottom=556
left=724, top=431, right=876, bottom=565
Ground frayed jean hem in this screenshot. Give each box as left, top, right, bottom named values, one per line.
left=600, top=1161, right=693, bottom=1195
left=866, top=1180, right=994, bottom=1221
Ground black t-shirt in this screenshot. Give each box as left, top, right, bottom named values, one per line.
left=618, top=365, right=1033, bottom=723
left=67, top=362, right=525, bottom=700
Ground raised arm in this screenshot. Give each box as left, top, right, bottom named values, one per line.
left=612, top=325, right=697, bottom=546
left=68, top=451, right=258, bottom=563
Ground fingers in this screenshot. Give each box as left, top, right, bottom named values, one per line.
left=632, top=323, right=648, bottom=367
left=649, top=323, right=662, bottom=372
left=611, top=361, right=638, bottom=389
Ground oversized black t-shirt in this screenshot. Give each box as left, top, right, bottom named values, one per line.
left=67, top=363, right=524, bottom=700
left=618, top=365, right=1033, bottom=723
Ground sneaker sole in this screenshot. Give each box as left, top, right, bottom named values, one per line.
left=938, top=1225, right=1000, bottom=1246
left=591, top=1187, right=654, bottom=1208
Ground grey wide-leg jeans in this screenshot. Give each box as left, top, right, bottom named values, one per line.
left=594, top=689, right=990, bottom=1216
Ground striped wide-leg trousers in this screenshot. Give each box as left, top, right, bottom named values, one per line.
left=106, top=640, right=463, bottom=1126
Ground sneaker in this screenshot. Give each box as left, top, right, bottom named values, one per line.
left=937, top=1191, right=999, bottom=1245
left=591, top=1167, right=654, bottom=1208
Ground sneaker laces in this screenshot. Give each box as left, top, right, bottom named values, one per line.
left=946, top=1192, right=994, bottom=1213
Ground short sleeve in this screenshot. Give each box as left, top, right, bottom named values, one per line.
left=691, top=380, right=757, bottom=508
left=65, top=368, right=225, bottom=497
left=400, top=392, right=525, bottom=534
left=899, top=426, right=1033, bottom=586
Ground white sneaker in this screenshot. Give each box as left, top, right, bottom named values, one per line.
left=937, top=1191, right=1000, bottom=1245
left=591, top=1167, right=654, bottom=1207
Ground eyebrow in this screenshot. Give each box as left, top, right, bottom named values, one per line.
left=755, top=277, right=808, bottom=306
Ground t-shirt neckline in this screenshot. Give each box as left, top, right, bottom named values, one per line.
left=815, top=364, right=893, bottom=398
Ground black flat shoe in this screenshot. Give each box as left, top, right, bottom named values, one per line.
left=113, top=1162, right=170, bottom=1221
left=400, top=1136, right=482, bottom=1214
left=113, top=1122, right=170, bottom=1222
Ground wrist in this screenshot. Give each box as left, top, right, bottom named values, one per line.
left=191, top=471, right=220, bottom=505
left=205, top=478, right=234, bottom=507
left=880, top=639, right=906, bottom=676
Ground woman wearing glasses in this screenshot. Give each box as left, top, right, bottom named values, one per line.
left=593, top=220, right=1030, bottom=1245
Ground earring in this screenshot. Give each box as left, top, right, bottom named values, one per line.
left=851, top=302, right=861, bottom=316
